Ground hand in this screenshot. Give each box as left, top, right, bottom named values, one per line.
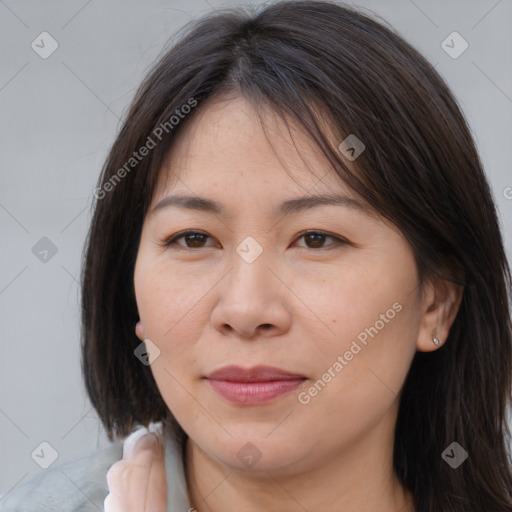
left=104, top=432, right=167, bottom=512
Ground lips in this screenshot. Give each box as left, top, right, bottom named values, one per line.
left=205, top=365, right=306, bottom=382
left=205, top=365, right=307, bottom=405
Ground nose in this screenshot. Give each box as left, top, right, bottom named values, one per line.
left=210, top=247, right=292, bottom=340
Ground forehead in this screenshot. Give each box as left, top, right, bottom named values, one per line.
left=152, top=94, right=356, bottom=203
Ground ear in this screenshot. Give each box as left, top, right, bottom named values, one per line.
left=135, top=320, right=145, bottom=341
left=416, top=276, right=464, bottom=352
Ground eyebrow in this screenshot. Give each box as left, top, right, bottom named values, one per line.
left=150, top=193, right=373, bottom=218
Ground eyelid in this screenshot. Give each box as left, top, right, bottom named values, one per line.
left=297, top=229, right=349, bottom=241
left=161, top=230, right=215, bottom=250
left=161, top=229, right=350, bottom=251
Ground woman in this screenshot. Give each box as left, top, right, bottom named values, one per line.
left=2, top=1, right=511, bottom=511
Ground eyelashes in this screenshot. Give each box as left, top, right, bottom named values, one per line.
left=161, top=230, right=350, bottom=252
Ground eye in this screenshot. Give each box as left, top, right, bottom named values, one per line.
left=162, top=230, right=348, bottom=251
left=293, top=230, right=348, bottom=250
left=163, top=230, right=215, bottom=250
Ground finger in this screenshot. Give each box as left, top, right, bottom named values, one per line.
left=105, top=434, right=166, bottom=511
left=123, top=430, right=159, bottom=459
left=103, top=491, right=123, bottom=512
left=106, top=459, right=152, bottom=512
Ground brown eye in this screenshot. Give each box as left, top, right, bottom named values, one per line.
left=182, top=233, right=209, bottom=248
left=164, top=231, right=214, bottom=249
left=295, top=231, right=347, bottom=250
left=163, top=230, right=348, bottom=252
left=303, top=233, right=328, bottom=248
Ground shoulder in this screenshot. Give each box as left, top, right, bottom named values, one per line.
left=0, top=441, right=123, bottom=512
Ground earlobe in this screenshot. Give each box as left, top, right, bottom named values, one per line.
left=135, top=320, right=145, bottom=340
left=418, top=328, right=445, bottom=352
left=432, top=328, right=441, bottom=347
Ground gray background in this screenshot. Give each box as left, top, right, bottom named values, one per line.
left=1, top=0, right=511, bottom=498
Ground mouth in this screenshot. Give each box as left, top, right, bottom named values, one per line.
left=204, top=365, right=308, bottom=405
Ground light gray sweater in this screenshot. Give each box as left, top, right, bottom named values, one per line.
left=0, top=425, right=191, bottom=511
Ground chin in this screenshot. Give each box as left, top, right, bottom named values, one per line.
left=200, top=431, right=307, bottom=473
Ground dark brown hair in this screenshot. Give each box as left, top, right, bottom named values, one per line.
left=81, top=1, right=512, bottom=510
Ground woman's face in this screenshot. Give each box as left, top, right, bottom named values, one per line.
left=134, top=94, right=426, bottom=474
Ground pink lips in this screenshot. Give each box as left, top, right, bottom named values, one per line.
left=205, top=365, right=307, bottom=405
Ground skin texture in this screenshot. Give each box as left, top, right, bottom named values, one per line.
left=131, top=94, right=462, bottom=512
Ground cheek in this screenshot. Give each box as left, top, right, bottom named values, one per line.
left=133, top=256, right=218, bottom=419
left=295, top=257, right=419, bottom=417
left=294, top=307, right=418, bottom=456
left=134, top=261, right=206, bottom=419
left=294, top=255, right=412, bottom=357
left=134, top=255, right=211, bottom=348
